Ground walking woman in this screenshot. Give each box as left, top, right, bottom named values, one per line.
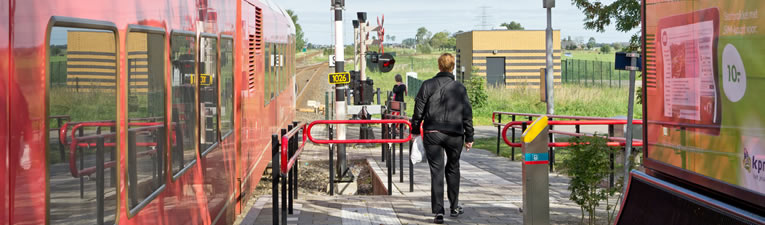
left=411, top=53, right=474, bottom=224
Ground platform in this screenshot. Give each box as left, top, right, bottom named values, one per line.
left=237, top=128, right=617, bottom=225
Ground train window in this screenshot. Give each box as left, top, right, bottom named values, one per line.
left=125, top=27, right=166, bottom=213
left=47, top=24, right=118, bottom=225
left=199, top=35, right=218, bottom=154
left=220, top=38, right=234, bottom=136
left=264, top=42, right=270, bottom=105
left=170, top=32, right=197, bottom=176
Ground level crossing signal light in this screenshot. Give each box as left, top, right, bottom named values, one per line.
left=357, top=12, right=395, bottom=73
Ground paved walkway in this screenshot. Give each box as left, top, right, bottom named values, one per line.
left=236, top=124, right=614, bottom=225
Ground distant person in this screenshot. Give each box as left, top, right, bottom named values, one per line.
left=392, top=74, right=407, bottom=102
left=390, top=74, right=407, bottom=118
left=411, top=53, right=474, bottom=224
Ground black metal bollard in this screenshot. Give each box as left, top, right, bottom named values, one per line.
left=271, top=134, right=279, bottom=224
left=293, top=121, right=299, bottom=200
left=511, top=115, right=516, bottom=161
left=608, top=124, right=615, bottom=188
left=496, top=114, right=502, bottom=155
left=549, top=118, right=555, bottom=172
left=399, top=120, right=404, bottom=183
left=392, top=124, right=396, bottom=175
left=287, top=125, right=294, bottom=215
left=329, top=125, right=334, bottom=196
left=280, top=128, right=288, bottom=225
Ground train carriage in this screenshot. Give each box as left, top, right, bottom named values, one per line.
left=1, top=0, right=297, bottom=224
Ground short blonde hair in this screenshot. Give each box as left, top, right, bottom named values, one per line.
left=438, top=53, right=455, bottom=72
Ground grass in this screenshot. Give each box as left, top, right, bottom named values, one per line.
left=562, top=50, right=615, bottom=61
left=472, top=84, right=642, bottom=126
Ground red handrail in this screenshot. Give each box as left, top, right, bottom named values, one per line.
left=281, top=123, right=307, bottom=175
left=501, top=120, right=644, bottom=148
left=305, top=119, right=413, bottom=144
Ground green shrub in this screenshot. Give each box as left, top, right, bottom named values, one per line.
left=560, top=135, right=619, bottom=225
left=417, top=44, right=432, bottom=54
left=465, top=76, right=488, bottom=109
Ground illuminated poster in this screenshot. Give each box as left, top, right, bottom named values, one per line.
left=644, top=0, right=764, bottom=205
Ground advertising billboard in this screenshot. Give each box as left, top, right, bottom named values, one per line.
left=644, top=0, right=765, bottom=208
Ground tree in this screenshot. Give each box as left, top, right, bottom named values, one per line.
left=600, top=45, right=612, bottom=54
left=587, top=37, right=597, bottom=49
left=570, top=0, right=640, bottom=51
left=286, top=10, right=306, bottom=50
left=415, top=27, right=432, bottom=45
left=613, top=42, right=623, bottom=51
left=500, top=21, right=524, bottom=30
left=402, top=38, right=416, bottom=48
left=429, top=31, right=450, bottom=50
left=390, top=35, right=396, bottom=43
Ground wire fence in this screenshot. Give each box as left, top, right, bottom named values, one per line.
left=562, top=59, right=641, bottom=88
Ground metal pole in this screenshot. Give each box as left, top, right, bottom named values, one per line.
left=545, top=6, right=554, bottom=116
left=293, top=122, right=299, bottom=200
left=511, top=115, right=516, bottom=161
left=271, top=134, right=279, bottom=223
left=608, top=124, right=615, bottom=188
left=287, top=125, right=293, bottom=215
left=623, top=54, right=637, bottom=194
left=280, top=128, right=287, bottom=224
left=332, top=1, right=350, bottom=180
left=496, top=114, right=502, bottom=155
left=96, top=137, right=105, bottom=225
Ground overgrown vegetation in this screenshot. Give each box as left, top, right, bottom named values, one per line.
left=560, top=135, right=620, bottom=225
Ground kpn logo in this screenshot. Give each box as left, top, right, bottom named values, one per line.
left=743, top=148, right=764, bottom=175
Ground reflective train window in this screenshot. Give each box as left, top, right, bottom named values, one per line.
left=264, top=42, right=270, bottom=105
left=220, top=38, right=234, bottom=136
left=199, top=36, right=218, bottom=153
left=125, top=30, right=166, bottom=211
left=47, top=26, right=118, bottom=225
left=170, top=33, right=197, bottom=175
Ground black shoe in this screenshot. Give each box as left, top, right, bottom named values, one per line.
left=450, top=206, right=464, bottom=217
left=434, top=214, right=444, bottom=224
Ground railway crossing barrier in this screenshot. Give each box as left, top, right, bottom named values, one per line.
left=493, top=111, right=644, bottom=188
left=271, top=119, right=411, bottom=224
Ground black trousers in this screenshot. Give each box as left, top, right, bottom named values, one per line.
left=424, top=132, right=463, bottom=214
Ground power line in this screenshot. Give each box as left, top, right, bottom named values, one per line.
left=476, top=6, right=491, bottom=30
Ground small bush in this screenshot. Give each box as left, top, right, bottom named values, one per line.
left=465, top=76, right=488, bottom=109
left=560, top=135, right=619, bottom=225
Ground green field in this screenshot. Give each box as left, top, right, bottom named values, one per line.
left=562, top=50, right=615, bottom=61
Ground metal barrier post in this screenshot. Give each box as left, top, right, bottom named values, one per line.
left=329, top=132, right=334, bottom=196
left=280, top=129, right=288, bottom=225
left=381, top=123, right=387, bottom=162
left=521, top=116, right=550, bottom=225
left=110, top=126, right=117, bottom=187
left=392, top=123, right=396, bottom=175
left=549, top=118, right=554, bottom=172
left=496, top=114, right=502, bottom=155
left=409, top=137, right=414, bottom=192
left=511, top=115, right=516, bottom=161
left=271, top=134, right=279, bottom=224
left=399, top=114, right=404, bottom=182
left=293, top=121, right=299, bottom=200
left=287, top=125, right=294, bottom=215
left=608, top=124, right=615, bottom=188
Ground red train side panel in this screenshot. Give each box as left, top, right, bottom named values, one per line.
left=4, top=0, right=295, bottom=224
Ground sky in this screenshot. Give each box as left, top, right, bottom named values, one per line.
left=279, top=0, right=636, bottom=45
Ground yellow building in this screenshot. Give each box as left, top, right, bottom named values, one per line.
left=455, top=30, right=561, bottom=88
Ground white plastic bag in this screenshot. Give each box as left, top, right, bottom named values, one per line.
left=411, top=135, right=425, bottom=164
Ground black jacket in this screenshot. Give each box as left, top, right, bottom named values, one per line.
left=411, top=72, right=474, bottom=142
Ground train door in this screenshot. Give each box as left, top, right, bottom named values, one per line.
left=1, top=0, right=9, bottom=223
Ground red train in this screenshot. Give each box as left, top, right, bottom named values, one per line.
left=1, top=0, right=297, bottom=224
